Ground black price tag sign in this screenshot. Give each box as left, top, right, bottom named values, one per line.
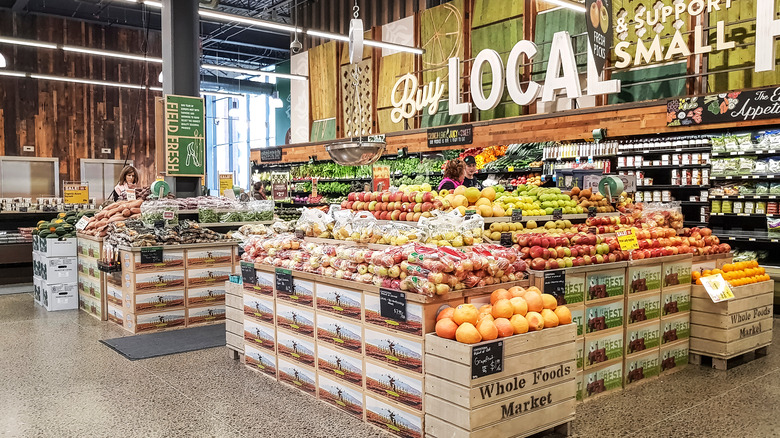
left=154, top=220, right=165, bottom=229
left=544, top=269, right=566, bottom=297
left=379, top=288, right=407, bottom=322
left=588, top=206, right=597, bottom=218
left=552, top=209, right=563, bottom=220
left=500, top=232, right=513, bottom=247
left=295, top=229, right=305, bottom=239
left=241, top=261, right=256, bottom=286
left=275, top=268, right=293, bottom=294
left=472, top=340, right=504, bottom=379
left=588, top=227, right=597, bottom=235
left=140, top=247, right=163, bottom=264
left=511, top=210, right=523, bottom=222
left=464, top=209, right=476, bottom=220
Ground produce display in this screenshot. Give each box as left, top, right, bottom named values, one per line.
left=103, top=219, right=231, bottom=248
left=481, top=142, right=545, bottom=171
left=78, top=199, right=143, bottom=237
left=32, top=210, right=88, bottom=239
left=290, top=162, right=372, bottom=180
left=693, top=260, right=768, bottom=286
left=435, top=287, right=573, bottom=344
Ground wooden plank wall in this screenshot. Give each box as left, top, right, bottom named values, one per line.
left=0, top=11, right=161, bottom=187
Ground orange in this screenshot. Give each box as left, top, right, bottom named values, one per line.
left=490, top=289, right=512, bottom=305
left=476, top=319, right=498, bottom=341
left=453, top=304, right=479, bottom=326
left=509, top=314, right=529, bottom=334
left=509, top=297, right=528, bottom=316
left=524, top=291, right=544, bottom=313
left=723, top=264, right=733, bottom=272
left=456, top=322, right=482, bottom=344
left=494, top=318, right=514, bottom=338
left=437, top=306, right=455, bottom=322
left=703, top=270, right=712, bottom=277
left=492, top=299, right=514, bottom=319
left=554, top=306, right=572, bottom=325
left=692, top=271, right=701, bottom=281
left=541, top=294, right=558, bottom=310
left=478, top=304, right=493, bottom=315
left=541, top=309, right=559, bottom=328
left=525, top=312, right=545, bottom=331
left=477, top=313, right=495, bottom=324
left=435, top=318, right=458, bottom=339
left=508, top=286, right=526, bottom=297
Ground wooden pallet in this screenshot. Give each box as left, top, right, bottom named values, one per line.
left=689, top=345, right=770, bottom=371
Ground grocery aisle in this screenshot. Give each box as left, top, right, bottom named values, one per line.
left=1, top=290, right=778, bottom=438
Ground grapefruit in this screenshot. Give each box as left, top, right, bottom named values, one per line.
left=453, top=304, right=478, bottom=326
left=510, top=314, right=529, bottom=334
left=455, top=322, right=482, bottom=344
left=435, top=318, right=458, bottom=339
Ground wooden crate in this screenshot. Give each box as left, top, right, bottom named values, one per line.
left=363, top=291, right=462, bottom=337
left=186, top=305, right=226, bottom=326
left=689, top=280, right=774, bottom=359
left=243, top=269, right=275, bottom=296
left=318, top=342, right=365, bottom=389
left=119, top=249, right=185, bottom=272
left=584, top=327, right=624, bottom=370
left=276, top=301, right=316, bottom=339
left=243, top=318, right=276, bottom=354
left=364, top=326, right=423, bottom=374
left=585, top=297, right=624, bottom=334
left=367, top=394, right=424, bottom=438
left=317, top=373, right=365, bottom=420
left=315, top=282, right=364, bottom=322
left=123, top=308, right=187, bottom=333
left=569, top=304, right=585, bottom=337
left=277, top=327, right=318, bottom=369
left=626, top=290, right=661, bottom=325
left=277, top=357, right=318, bottom=397
left=424, top=325, right=576, bottom=437
left=582, top=360, right=623, bottom=401
left=244, top=343, right=277, bottom=379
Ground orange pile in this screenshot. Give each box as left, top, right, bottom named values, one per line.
left=435, top=286, right=572, bottom=344
left=693, top=260, right=769, bottom=286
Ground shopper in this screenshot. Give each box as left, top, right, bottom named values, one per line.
left=252, top=181, right=268, bottom=200
left=463, top=156, right=480, bottom=188
left=110, top=165, right=138, bottom=201
left=438, top=159, right=466, bottom=191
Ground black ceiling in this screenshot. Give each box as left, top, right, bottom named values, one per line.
left=0, top=0, right=300, bottom=70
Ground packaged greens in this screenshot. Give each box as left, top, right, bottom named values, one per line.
left=756, top=182, right=770, bottom=195
left=724, top=135, right=739, bottom=152
left=738, top=157, right=755, bottom=174
left=711, top=136, right=726, bottom=153
left=768, top=157, right=780, bottom=174
left=754, top=158, right=769, bottom=175
left=141, top=199, right=179, bottom=226
left=738, top=183, right=755, bottom=195
left=770, top=183, right=780, bottom=195
left=768, top=217, right=780, bottom=233
left=737, top=133, right=753, bottom=151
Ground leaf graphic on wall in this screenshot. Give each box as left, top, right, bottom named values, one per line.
left=708, top=101, right=720, bottom=115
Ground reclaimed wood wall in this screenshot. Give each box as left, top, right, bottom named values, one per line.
left=0, top=11, right=162, bottom=187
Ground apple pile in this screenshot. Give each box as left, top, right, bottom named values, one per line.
left=516, top=232, right=626, bottom=270
left=341, top=190, right=444, bottom=222
left=435, top=287, right=573, bottom=344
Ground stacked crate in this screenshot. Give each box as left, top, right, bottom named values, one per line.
left=225, top=279, right=244, bottom=358
left=185, top=246, right=232, bottom=326
left=659, top=258, right=692, bottom=374
left=33, top=235, right=78, bottom=311
left=76, top=235, right=106, bottom=320
left=623, top=259, right=663, bottom=387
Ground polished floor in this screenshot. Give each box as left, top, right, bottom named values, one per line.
left=1, top=291, right=779, bottom=437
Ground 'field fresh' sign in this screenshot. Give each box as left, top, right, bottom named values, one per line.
left=165, top=95, right=205, bottom=177
left=389, top=0, right=780, bottom=122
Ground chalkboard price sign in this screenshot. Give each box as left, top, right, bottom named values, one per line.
left=275, top=268, right=293, bottom=294
left=140, top=247, right=163, bottom=264
left=472, top=340, right=504, bottom=379
left=511, top=210, right=523, bottom=222
left=544, top=269, right=566, bottom=297
left=379, top=288, right=407, bottom=322
left=240, top=261, right=256, bottom=286
left=500, top=232, right=513, bottom=247
left=588, top=207, right=597, bottom=218
left=552, top=209, right=563, bottom=220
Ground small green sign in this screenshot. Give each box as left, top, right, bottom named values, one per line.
left=165, top=94, right=205, bottom=177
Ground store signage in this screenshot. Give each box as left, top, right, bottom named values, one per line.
left=700, top=273, right=735, bottom=303
left=75, top=216, right=90, bottom=231
left=616, top=229, right=639, bottom=250
left=240, top=261, right=257, bottom=287
left=164, top=94, right=206, bottom=177
left=140, top=247, right=163, bottom=264
left=585, top=0, right=612, bottom=75
left=311, top=178, right=319, bottom=197
left=543, top=270, right=566, bottom=297
left=552, top=209, right=563, bottom=220
left=511, top=210, right=523, bottom=222
left=271, top=171, right=289, bottom=201
left=63, top=183, right=88, bottom=205
left=668, top=87, right=780, bottom=127
left=472, top=340, right=504, bottom=379
left=500, top=232, right=513, bottom=247
left=372, top=165, right=391, bottom=191
left=379, top=288, right=407, bottom=322
left=588, top=207, right=598, bottom=218
left=427, top=124, right=473, bottom=147
left=219, top=173, right=233, bottom=196
left=260, top=147, right=283, bottom=162
left=275, top=268, right=293, bottom=294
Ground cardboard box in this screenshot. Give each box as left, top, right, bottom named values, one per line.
left=662, top=259, right=692, bottom=288
left=123, top=289, right=185, bottom=313
left=562, top=272, right=586, bottom=305
left=120, top=249, right=185, bottom=272
left=243, top=319, right=276, bottom=353
left=243, top=270, right=274, bottom=296
left=32, top=276, right=42, bottom=305
left=316, top=313, right=363, bottom=355
left=625, top=319, right=661, bottom=357
left=186, top=246, right=233, bottom=267
left=187, top=304, right=226, bottom=325
left=364, top=395, right=423, bottom=438
left=186, top=266, right=233, bottom=289
left=585, top=268, right=626, bottom=302
left=78, top=257, right=100, bottom=282
left=77, top=238, right=100, bottom=259
left=317, top=342, right=364, bottom=388
left=107, top=303, right=124, bottom=326
left=106, top=281, right=123, bottom=306
left=365, top=359, right=423, bottom=412
left=122, top=270, right=186, bottom=294
left=243, top=292, right=275, bottom=325
left=627, top=263, right=662, bottom=294
left=576, top=337, right=584, bottom=370
left=276, top=301, right=315, bottom=338
left=187, top=284, right=227, bottom=307
left=317, top=374, right=364, bottom=419
left=124, top=308, right=186, bottom=333
left=583, top=361, right=623, bottom=400
left=277, top=278, right=314, bottom=307
left=584, top=328, right=624, bottom=369
left=35, top=236, right=77, bottom=257
left=78, top=275, right=102, bottom=301
left=244, top=343, right=277, bottom=379
left=364, top=292, right=425, bottom=337
left=364, top=327, right=423, bottom=374
left=624, top=348, right=660, bottom=387
left=315, top=283, right=363, bottom=321
left=277, top=357, right=317, bottom=397
left=42, top=282, right=78, bottom=311
left=78, top=293, right=102, bottom=320
left=585, top=298, right=624, bottom=334
left=661, top=312, right=690, bottom=344
left=576, top=371, right=584, bottom=401
left=662, top=286, right=691, bottom=316
left=569, top=304, right=584, bottom=337
left=660, top=339, right=689, bottom=373
left=277, top=329, right=317, bottom=368
left=626, top=291, right=661, bottom=325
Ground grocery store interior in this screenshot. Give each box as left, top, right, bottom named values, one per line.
left=2, top=0, right=780, bottom=436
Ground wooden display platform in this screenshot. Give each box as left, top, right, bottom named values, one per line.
left=689, top=346, right=769, bottom=370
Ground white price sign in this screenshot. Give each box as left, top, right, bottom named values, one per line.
left=75, top=216, right=90, bottom=231
left=700, top=274, right=735, bottom=303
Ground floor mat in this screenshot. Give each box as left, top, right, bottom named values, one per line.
left=100, top=323, right=226, bottom=360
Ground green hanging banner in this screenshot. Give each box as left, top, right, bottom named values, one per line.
left=165, top=94, right=206, bottom=177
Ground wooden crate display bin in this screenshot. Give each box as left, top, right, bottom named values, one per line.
left=424, top=324, right=577, bottom=438
left=689, top=280, right=774, bottom=360
left=624, top=348, right=660, bottom=387
left=244, top=342, right=278, bottom=379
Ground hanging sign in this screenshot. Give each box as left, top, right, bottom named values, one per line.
left=219, top=173, right=233, bottom=196
left=271, top=171, right=289, bottom=201
left=616, top=229, right=639, bottom=250
left=668, top=87, right=780, bottom=127
left=585, top=0, right=612, bottom=75
left=427, top=124, right=473, bottom=147
left=164, top=94, right=205, bottom=177
left=700, top=274, right=736, bottom=303
left=260, top=147, right=282, bottom=162
left=63, top=183, right=89, bottom=205
left=372, top=165, right=391, bottom=191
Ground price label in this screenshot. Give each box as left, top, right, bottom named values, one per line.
left=63, top=183, right=89, bottom=205
left=379, top=288, right=407, bottom=322
left=616, top=229, right=639, bottom=250
left=552, top=209, right=563, bottom=220
left=275, top=268, right=293, bottom=294
left=471, top=340, right=504, bottom=380
left=726, top=176, right=733, bottom=180
left=511, top=210, right=523, bottom=222
left=140, top=247, right=163, bottom=264
left=75, top=216, right=90, bottom=231
left=464, top=209, right=476, bottom=220
left=294, top=229, right=305, bottom=239
left=588, top=206, right=597, bottom=218
left=163, top=211, right=175, bottom=220
left=219, top=173, right=233, bottom=196
left=700, top=274, right=735, bottom=303
left=500, top=232, right=513, bottom=247
left=240, top=261, right=256, bottom=286
left=126, top=190, right=136, bottom=201
left=507, top=166, right=515, bottom=172
left=543, top=270, right=565, bottom=296
left=749, top=238, right=757, bottom=241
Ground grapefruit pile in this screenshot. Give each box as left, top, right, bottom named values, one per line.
left=693, top=260, right=769, bottom=286
left=435, top=286, right=572, bottom=344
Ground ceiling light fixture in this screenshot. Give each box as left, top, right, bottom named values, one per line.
left=62, top=46, right=163, bottom=63
left=0, top=70, right=25, bottom=78
left=0, top=36, right=57, bottom=49
left=30, top=73, right=147, bottom=89
left=201, top=63, right=308, bottom=81
left=543, top=0, right=586, bottom=13
left=0, top=52, right=6, bottom=68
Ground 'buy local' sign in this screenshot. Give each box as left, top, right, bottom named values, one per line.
left=390, top=0, right=780, bottom=123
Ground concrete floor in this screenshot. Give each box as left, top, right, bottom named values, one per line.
left=1, top=291, right=779, bottom=438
